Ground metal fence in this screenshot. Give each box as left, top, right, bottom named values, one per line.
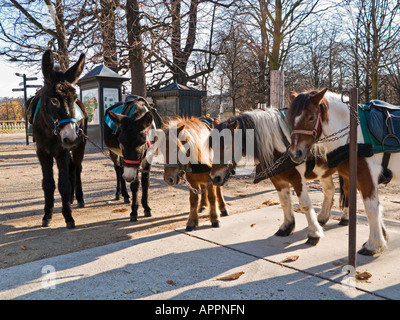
left=0, top=120, right=26, bottom=132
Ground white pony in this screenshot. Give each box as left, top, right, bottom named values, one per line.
left=287, top=88, right=399, bottom=255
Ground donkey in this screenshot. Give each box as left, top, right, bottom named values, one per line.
left=103, top=97, right=155, bottom=222
left=27, top=49, right=87, bottom=229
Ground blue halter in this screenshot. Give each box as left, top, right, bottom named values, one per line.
left=50, top=116, right=79, bottom=134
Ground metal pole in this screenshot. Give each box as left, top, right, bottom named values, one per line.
left=348, top=88, right=358, bottom=268
left=23, top=74, right=29, bottom=145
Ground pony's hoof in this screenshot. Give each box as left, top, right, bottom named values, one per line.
left=42, top=219, right=51, bottom=227
left=78, top=201, right=85, bottom=208
left=338, top=218, right=349, bottom=226
left=211, top=221, right=220, bottom=228
left=306, top=236, right=320, bottom=246
left=124, top=197, right=130, bottom=204
left=130, top=215, right=138, bottom=222
left=221, top=210, right=229, bottom=217
left=144, top=210, right=152, bottom=217
left=318, top=218, right=329, bottom=226
left=186, top=225, right=196, bottom=232
left=358, top=246, right=376, bottom=256
left=66, top=221, right=75, bottom=229
left=275, top=223, right=295, bottom=237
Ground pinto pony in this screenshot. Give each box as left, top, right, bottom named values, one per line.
left=103, top=97, right=155, bottom=222
left=159, top=117, right=229, bottom=231
left=287, top=88, right=400, bottom=255
left=26, top=49, right=87, bottom=229
left=209, top=109, right=341, bottom=245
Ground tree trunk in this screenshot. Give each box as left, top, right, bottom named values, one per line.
left=126, top=0, right=146, bottom=96
left=100, top=0, right=119, bottom=72
left=270, top=70, right=284, bottom=109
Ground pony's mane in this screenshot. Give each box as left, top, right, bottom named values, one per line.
left=163, top=117, right=212, bottom=165
left=220, top=109, right=290, bottom=169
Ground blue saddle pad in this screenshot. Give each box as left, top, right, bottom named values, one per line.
left=104, top=105, right=125, bottom=132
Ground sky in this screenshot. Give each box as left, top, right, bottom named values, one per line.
left=0, top=61, right=43, bottom=99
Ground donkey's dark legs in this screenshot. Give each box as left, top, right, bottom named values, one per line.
left=129, top=179, right=140, bottom=222
left=56, top=151, right=75, bottom=229
left=141, top=164, right=152, bottom=217
left=110, top=152, right=129, bottom=203
left=72, top=141, right=85, bottom=208
left=38, top=153, right=55, bottom=227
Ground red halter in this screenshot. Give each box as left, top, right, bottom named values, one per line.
left=122, top=135, right=153, bottom=165
left=291, top=111, right=323, bottom=140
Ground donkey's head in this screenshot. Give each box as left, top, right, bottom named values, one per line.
left=108, top=108, right=154, bottom=182
left=41, top=49, right=85, bottom=149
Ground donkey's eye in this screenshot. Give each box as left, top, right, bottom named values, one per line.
left=309, top=115, right=315, bottom=121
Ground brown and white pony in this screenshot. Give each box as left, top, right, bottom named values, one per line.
left=287, top=88, right=397, bottom=255
left=209, top=109, right=342, bottom=245
left=158, top=117, right=229, bottom=231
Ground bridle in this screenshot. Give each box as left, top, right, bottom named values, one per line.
left=122, top=134, right=153, bottom=166
left=51, top=116, right=81, bottom=136
left=290, top=109, right=325, bottom=141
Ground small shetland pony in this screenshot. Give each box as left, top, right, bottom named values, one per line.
left=209, top=109, right=341, bottom=245
left=103, top=97, right=154, bottom=222
left=287, top=88, right=400, bottom=255
left=26, top=49, right=87, bottom=228
left=159, top=117, right=229, bottom=231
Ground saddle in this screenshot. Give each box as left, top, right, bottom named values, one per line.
left=328, top=100, right=400, bottom=184
left=104, top=95, right=155, bottom=133
left=365, top=100, right=400, bottom=150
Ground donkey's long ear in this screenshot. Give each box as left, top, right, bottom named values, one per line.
left=64, top=53, right=85, bottom=84
left=108, top=111, right=128, bottom=128
left=42, top=49, right=54, bottom=81
left=310, top=88, right=328, bottom=106
left=137, top=111, right=154, bottom=131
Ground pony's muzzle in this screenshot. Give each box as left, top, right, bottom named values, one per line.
left=209, top=166, right=229, bottom=186
left=288, top=146, right=307, bottom=164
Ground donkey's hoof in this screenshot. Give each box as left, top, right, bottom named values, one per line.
left=144, top=209, right=152, bottom=217
left=211, top=221, right=220, bottom=228
left=199, top=207, right=206, bottom=213
left=306, top=236, right=320, bottom=246
left=66, top=221, right=75, bottom=229
left=114, top=195, right=120, bottom=201
left=130, top=215, right=138, bottom=222
left=124, top=197, right=130, bottom=204
left=358, top=246, right=376, bottom=256
left=42, top=219, right=51, bottom=227
left=221, top=210, right=229, bottom=217
left=339, top=218, right=349, bottom=226
left=186, top=225, right=196, bottom=232
left=78, top=201, right=85, bottom=208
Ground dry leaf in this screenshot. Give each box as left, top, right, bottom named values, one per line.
left=235, top=194, right=247, bottom=198
left=250, top=223, right=256, bottom=227
left=391, top=201, right=400, bottom=204
left=280, top=255, right=299, bottom=263
left=166, top=280, right=177, bottom=286
left=216, top=271, right=245, bottom=281
left=263, top=200, right=279, bottom=206
left=21, top=245, right=27, bottom=250
left=355, top=271, right=372, bottom=280
left=112, top=208, right=128, bottom=213
left=124, top=289, right=133, bottom=294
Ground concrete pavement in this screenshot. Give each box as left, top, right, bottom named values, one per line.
left=0, top=206, right=400, bottom=300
